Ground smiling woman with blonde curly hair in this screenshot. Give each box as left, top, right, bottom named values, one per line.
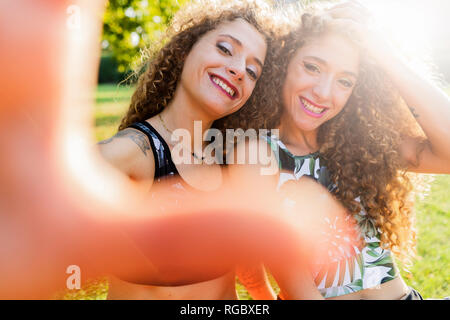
left=236, top=1, right=450, bottom=300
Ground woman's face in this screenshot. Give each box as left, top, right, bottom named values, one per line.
left=180, top=18, right=267, bottom=119
left=282, top=33, right=360, bottom=133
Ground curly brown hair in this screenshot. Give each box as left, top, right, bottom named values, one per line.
left=250, top=11, right=429, bottom=267
left=118, top=0, right=283, bottom=132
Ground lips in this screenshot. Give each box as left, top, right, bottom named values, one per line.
left=209, top=73, right=239, bottom=100
left=299, top=97, right=329, bottom=118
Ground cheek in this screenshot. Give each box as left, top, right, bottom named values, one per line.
left=180, top=56, right=197, bottom=83
left=281, top=85, right=290, bottom=113
left=282, top=76, right=302, bottom=112
left=284, top=71, right=312, bottom=98
left=282, top=77, right=296, bottom=106
left=333, top=90, right=353, bottom=114
left=184, top=49, right=214, bottom=77
left=242, top=81, right=256, bottom=102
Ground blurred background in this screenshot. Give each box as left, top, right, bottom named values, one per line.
left=94, top=0, right=450, bottom=140
left=98, top=0, right=450, bottom=85
left=78, top=0, right=449, bottom=299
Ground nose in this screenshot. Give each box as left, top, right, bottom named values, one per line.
left=226, top=61, right=244, bottom=82
left=312, top=77, right=333, bottom=102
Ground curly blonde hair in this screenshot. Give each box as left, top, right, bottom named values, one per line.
left=251, top=12, right=429, bottom=267
left=119, top=0, right=283, bottom=132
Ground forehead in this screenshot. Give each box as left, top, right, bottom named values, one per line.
left=293, top=33, right=360, bottom=75
left=205, top=18, right=267, bottom=61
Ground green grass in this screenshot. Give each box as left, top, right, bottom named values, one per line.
left=401, top=174, right=450, bottom=298
left=93, top=83, right=134, bottom=141
left=68, top=84, right=449, bottom=300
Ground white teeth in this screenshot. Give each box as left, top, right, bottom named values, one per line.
left=212, top=76, right=235, bottom=97
left=301, top=98, right=325, bottom=114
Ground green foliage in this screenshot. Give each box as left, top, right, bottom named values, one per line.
left=98, top=54, right=127, bottom=83
left=102, top=0, right=189, bottom=73
left=56, top=277, right=109, bottom=300
left=94, top=83, right=134, bottom=140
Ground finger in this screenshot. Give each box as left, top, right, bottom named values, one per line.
left=327, top=2, right=372, bottom=21
left=349, top=0, right=371, bottom=14
left=326, top=18, right=366, bottom=43
left=327, top=17, right=361, bottom=30
left=327, top=5, right=370, bottom=18
left=328, top=0, right=371, bottom=16
left=327, top=7, right=369, bottom=25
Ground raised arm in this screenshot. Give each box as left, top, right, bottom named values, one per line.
left=374, top=55, right=450, bottom=174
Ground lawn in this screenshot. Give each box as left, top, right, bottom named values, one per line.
left=66, top=84, right=449, bottom=299
left=93, top=83, right=134, bottom=141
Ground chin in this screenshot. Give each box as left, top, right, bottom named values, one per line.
left=205, top=100, right=239, bottom=119
left=294, top=118, right=321, bottom=133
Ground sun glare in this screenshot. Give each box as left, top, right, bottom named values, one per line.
left=360, top=0, right=434, bottom=59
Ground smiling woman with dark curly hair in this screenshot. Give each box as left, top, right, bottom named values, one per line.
left=118, top=0, right=283, bottom=135
left=97, top=0, right=284, bottom=300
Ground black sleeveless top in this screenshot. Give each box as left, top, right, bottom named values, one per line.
left=128, top=121, right=179, bottom=181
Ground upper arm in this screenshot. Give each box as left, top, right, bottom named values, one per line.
left=98, top=128, right=155, bottom=186
left=400, top=136, right=450, bottom=174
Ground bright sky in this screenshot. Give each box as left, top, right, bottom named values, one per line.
left=282, top=0, right=449, bottom=59
left=274, top=0, right=448, bottom=79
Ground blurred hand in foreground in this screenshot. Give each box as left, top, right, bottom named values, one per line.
left=0, top=0, right=358, bottom=299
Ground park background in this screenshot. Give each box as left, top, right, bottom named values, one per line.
left=64, top=0, right=450, bottom=299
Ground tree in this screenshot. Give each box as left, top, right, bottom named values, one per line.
left=101, top=0, right=327, bottom=74
left=102, top=0, right=188, bottom=73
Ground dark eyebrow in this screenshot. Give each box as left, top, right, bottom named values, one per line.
left=219, top=34, right=264, bottom=69
left=304, top=56, right=358, bottom=78
left=219, top=34, right=242, bottom=47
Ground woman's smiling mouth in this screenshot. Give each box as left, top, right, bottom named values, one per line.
left=209, top=73, right=238, bottom=100
left=299, top=97, right=328, bottom=118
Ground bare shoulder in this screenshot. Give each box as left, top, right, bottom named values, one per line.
left=98, top=128, right=155, bottom=182
left=98, top=128, right=151, bottom=157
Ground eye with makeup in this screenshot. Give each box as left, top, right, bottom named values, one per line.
left=216, top=41, right=233, bottom=56
left=303, top=61, right=320, bottom=74
left=246, top=66, right=258, bottom=81
left=338, top=78, right=355, bottom=89
left=217, top=41, right=260, bottom=81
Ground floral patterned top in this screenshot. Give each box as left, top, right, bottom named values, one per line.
left=264, top=134, right=399, bottom=298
